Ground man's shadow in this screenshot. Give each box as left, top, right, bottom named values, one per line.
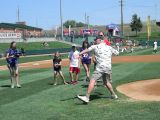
left=60, top=93, right=110, bottom=105
left=0, top=85, right=11, bottom=88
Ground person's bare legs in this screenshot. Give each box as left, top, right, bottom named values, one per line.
left=104, top=81, right=116, bottom=95
left=87, top=64, right=90, bottom=76
left=15, top=67, right=21, bottom=87
left=103, top=74, right=116, bottom=96
left=8, top=66, right=14, bottom=88
left=82, top=64, right=90, bottom=81
left=75, top=73, right=79, bottom=82
left=69, top=71, right=74, bottom=82
left=54, top=71, right=58, bottom=85
left=86, top=79, right=96, bottom=99
left=59, top=71, right=68, bottom=84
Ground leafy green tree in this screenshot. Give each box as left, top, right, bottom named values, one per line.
left=130, top=14, right=143, bottom=36
left=76, top=22, right=86, bottom=27
left=63, top=20, right=86, bottom=28
left=63, top=20, right=76, bottom=28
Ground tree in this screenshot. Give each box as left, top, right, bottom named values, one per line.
left=63, top=20, right=76, bottom=28
left=130, top=14, right=143, bottom=36
left=76, top=22, right=86, bottom=27
left=63, top=20, right=86, bottom=28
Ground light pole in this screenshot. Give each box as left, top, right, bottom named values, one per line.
left=87, top=16, right=89, bottom=29
left=120, top=0, right=124, bottom=36
left=60, top=0, right=64, bottom=40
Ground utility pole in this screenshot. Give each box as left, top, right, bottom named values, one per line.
left=36, top=17, right=38, bottom=27
left=85, top=12, right=87, bottom=24
left=155, top=4, right=157, bottom=32
left=120, top=0, right=124, bottom=36
left=87, top=16, right=89, bottom=29
left=17, top=6, right=20, bottom=22
left=60, top=0, right=64, bottom=40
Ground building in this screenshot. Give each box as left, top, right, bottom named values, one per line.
left=0, top=22, right=43, bottom=39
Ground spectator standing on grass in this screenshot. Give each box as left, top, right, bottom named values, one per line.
left=20, top=48, right=25, bottom=56
left=77, top=37, right=119, bottom=103
left=80, top=41, right=91, bottom=82
left=69, top=44, right=80, bottom=85
left=116, top=42, right=120, bottom=52
left=52, top=52, right=68, bottom=85
left=6, top=41, right=21, bottom=88
left=153, top=40, right=158, bottom=53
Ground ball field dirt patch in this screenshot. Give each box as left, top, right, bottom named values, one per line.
left=117, top=79, right=160, bottom=101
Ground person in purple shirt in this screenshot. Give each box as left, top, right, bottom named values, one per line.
left=6, top=41, right=21, bottom=88
left=80, top=41, right=91, bottom=81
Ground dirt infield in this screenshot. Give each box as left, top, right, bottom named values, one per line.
left=1, top=55, right=160, bottom=71
left=117, top=79, right=160, bottom=101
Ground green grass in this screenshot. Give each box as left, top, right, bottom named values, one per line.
left=126, top=32, right=160, bottom=41
left=0, top=41, right=71, bottom=53
left=120, top=47, right=160, bottom=56
left=0, top=62, right=160, bottom=120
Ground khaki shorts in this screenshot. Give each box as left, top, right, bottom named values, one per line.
left=91, top=70, right=111, bottom=82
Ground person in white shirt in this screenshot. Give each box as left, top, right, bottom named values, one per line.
left=69, top=44, right=80, bottom=85
left=77, top=37, right=119, bottom=103
left=116, top=42, right=120, bottom=52
left=153, top=40, right=158, bottom=53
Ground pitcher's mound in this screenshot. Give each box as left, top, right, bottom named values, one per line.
left=117, top=79, right=160, bottom=101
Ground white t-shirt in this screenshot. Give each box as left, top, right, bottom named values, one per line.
left=154, top=42, right=157, bottom=49
left=88, top=43, right=119, bottom=73
left=69, top=50, right=80, bottom=67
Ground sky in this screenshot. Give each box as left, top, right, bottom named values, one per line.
left=0, top=0, right=160, bottom=30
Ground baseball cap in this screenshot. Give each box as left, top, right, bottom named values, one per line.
left=72, top=44, right=77, bottom=47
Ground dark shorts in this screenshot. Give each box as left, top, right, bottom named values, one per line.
left=7, top=63, right=18, bottom=73
left=81, top=59, right=91, bottom=65
left=54, top=67, right=61, bottom=72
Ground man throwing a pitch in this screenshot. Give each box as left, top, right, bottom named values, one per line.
left=77, top=36, right=119, bottom=103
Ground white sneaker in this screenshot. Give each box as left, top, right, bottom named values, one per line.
left=16, top=84, right=21, bottom=88
left=77, top=95, right=89, bottom=103
left=11, top=84, right=14, bottom=88
left=111, top=94, right=118, bottom=99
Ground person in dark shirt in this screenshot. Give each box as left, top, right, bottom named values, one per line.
left=53, top=52, right=67, bottom=85
left=80, top=41, right=91, bottom=81
left=6, top=41, right=21, bottom=88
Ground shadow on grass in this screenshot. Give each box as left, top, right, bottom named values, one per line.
left=81, top=84, right=103, bottom=88
left=0, top=85, right=11, bottom=88
left=60, top=96, right=77, bottom=101
left=73, top=94, right=110, bottom=105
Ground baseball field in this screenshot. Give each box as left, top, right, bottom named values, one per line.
left=1, top=41, right=160, bottom=120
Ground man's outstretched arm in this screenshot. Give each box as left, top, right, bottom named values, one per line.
left=80, top=45, right=96, bottom=55
left=80, top=49, right=89, bottom=55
